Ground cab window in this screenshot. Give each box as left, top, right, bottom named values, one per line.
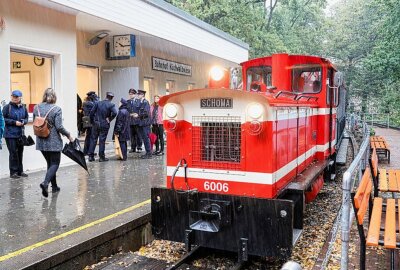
left=246, top=66, right=272, bottom=91
left=326, top=68, right=339, bottom=106
left=292, top=65, right=322, bottom=93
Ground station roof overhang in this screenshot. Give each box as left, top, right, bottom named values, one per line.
left=29, top=0, right=249, bottom=64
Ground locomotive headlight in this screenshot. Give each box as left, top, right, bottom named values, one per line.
left=165, top=103, right=178, bottom=118
left=210, top=66, right=224, bottom=81
left=247, top=103, right=264, bottom=119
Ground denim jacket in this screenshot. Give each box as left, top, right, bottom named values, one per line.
left=2, top=103, right=28, bottom=139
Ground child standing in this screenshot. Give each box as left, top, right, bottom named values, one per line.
left=114, top=98, right=130, bottom=161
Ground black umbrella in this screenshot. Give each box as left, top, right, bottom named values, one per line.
left=21, top=135, right=35, bottom=146
left=62, top=139, right=88, bottom=173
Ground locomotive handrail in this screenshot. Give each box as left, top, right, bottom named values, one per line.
left=341, top=122, right=370, bottom=270
left=170, top=158, right=196, bottom=194
left=295, top=95, right=319, bottom=101
left=274, top=91, right=298, bottom=99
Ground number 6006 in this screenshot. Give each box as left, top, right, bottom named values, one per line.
left=204, top=181, right=229, bottom=192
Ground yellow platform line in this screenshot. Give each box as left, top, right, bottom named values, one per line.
left=0, top=199, right=151, bottom=262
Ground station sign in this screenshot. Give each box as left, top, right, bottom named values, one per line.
left=152, top=57, right=192, bottom=76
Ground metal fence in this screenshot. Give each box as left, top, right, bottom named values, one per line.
left=340, top=122, right=370, bottom=270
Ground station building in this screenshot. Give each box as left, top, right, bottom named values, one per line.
left=0, top=0, right=249, bottom=176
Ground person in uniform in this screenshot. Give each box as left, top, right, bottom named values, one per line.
left=0, top=105, right=4, bottom=150
left=88, top=91, right=117, bottom=162
left=2, top=90, right=29, bottom=178
left=127, top=89, right=141, bottom=153
left=135, top=90, right=152, bottom=159
left=82, top=91, right=98, bottom=156
left=114, top=98, right=130, bottom=161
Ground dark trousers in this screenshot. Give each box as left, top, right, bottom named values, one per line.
left=152, top=124, right=164, bottom=153
left=83, top=127, right=92, bottom=155
left=120, top=141, right=127, bottom=160
left=5, top=138, right=24, bottom=175
left=41, top=151, right=61, bottom=188
left=130, top=125, right=142, bottom=151
left=88, top=125, right=109, bottom=158
left=137, top=126, right=151, bottom=153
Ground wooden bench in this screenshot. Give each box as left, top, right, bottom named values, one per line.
left=370, top=136, right=391, bottom=163
left=370, top=148, right=400, bottom=196
left=351, top=167, right=399, bottom=270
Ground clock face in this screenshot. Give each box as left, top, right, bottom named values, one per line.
left=113, top=35, right=131, bottom=56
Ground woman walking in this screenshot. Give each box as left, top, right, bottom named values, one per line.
left=2, top=90, right=29, bottom=178
left=33, top=88, right=74, bottom=197
left=150, top=95, right=164, bottom=155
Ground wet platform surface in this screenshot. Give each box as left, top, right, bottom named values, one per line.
left=0, top=152, right=165, bottom=257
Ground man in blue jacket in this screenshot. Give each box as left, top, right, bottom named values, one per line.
left=2, top=90, right=29, bottom=178
left=0, top=105, right=4, bottom=150
left=88, top=91, right=117, bottom=162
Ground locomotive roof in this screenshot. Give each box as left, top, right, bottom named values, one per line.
left=241, top=54, right=337, bottom=71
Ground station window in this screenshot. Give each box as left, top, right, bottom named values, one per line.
left=246, top=66, right=272, bottom=91
left=292, top=65, right=322, bottom=93
left=143, top=77, right=153, bottom=100
left=10, top=51, right=53, bottom=113
left=166, top=80, right=175, bottom=95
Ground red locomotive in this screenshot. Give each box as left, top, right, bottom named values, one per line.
left=151, top=54, right=346, bottom=260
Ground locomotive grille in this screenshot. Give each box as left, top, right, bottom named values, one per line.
left=192, top=116, right=241, bottom=170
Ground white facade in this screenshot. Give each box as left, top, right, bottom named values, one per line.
left=0, top=0, right=249, bottom=176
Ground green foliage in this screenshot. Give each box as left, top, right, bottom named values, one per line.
left=166, top=0, right=400, bottom=126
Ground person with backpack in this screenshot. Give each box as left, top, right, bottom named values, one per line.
left=33, top=88, right=74, bottom=198
left=2, top=90, right=29, bottom=178
left=113, top=98, right=130, bottom=161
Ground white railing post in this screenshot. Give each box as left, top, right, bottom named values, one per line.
left=340, top=123, right=370, bottom=270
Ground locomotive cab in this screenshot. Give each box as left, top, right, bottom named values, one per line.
left=151, top=53, right=345, bottom=260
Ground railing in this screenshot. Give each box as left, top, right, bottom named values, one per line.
left=362, top=113, right=390, bottom=128
left=340, top=122, right=370, bottom=270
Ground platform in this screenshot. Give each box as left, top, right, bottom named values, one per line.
left=0, top=152, right=165, bottom=269
left=336, top=137, right=349, bottom=165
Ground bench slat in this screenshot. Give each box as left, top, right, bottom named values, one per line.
left=367, top=197, right=383, bottom=246
left=396, top=170, right=400, bottom=192
left=355, top=168, right=371, bottom=209
left=388, top=170, right=398, bottom=192
left=384, top=199, right=397, bottom=248
left=357, top=180, right=372, bottom=225
left=379, top=169, right=388, bottom=191
left=371, top=148, right=378, bottom=178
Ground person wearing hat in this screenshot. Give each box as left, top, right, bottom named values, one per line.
left=2, top=90, right=29, bottom=178
left=134, top=89, right=152, bottom=159
left=88, top=91, right=117, bottom=162
left=113, top=98, right=131, bottom=161
left=127, top=88, right=142, bottom=153
left=82, top=91, right=99, bottom=155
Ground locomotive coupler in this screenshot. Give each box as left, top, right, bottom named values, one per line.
left=189, top=199, right=231, bottom=232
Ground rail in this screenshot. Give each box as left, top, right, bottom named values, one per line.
left=340, top=122, right=370, bottom=270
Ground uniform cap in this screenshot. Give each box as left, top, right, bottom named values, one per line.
left=137, top=89, right=146, bottom=95
left=120, top=98, right=128, bottom=105
left=11, top=90, right=23, bottom=97
left=129, top=88, right=137, bottom=94
left=86, top=91, right=96, bottom=96
left=106, top=91, right=114, bottom=97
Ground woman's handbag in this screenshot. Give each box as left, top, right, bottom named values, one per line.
left=82, top=116, right=92, bottom=128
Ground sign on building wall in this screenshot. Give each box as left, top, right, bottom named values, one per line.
left=152, top=57, right=192, bottom=76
